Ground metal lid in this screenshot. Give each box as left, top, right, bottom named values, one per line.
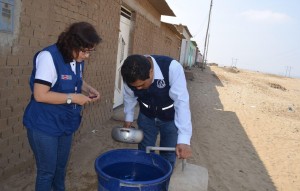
left=111, top=126, right=144, bottom=144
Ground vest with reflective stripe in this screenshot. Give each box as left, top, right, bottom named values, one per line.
left=129, top=55, right=175, bottom=121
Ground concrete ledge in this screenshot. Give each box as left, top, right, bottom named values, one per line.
left=169, top=162, right=208, bottom=191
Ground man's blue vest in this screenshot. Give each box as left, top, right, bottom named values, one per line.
left=129, top=55, right=175, bottom=121
left=23, top=44, right=84, bottom=136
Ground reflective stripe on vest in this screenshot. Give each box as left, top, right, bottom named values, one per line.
left=141, top=101, right=174, bottom=110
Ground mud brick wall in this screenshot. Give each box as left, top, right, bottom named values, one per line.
left=159, top=24, right=181, bottom=61
left=0, top=0, right=120, bottom=178
left=130, top=12, right=181, bottom=60
left=0, top=0, right=182, bottom=180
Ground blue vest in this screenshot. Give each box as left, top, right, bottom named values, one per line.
left=129, top=55, right=175, bottom=121
left=23, top=44, right=84, bottom=136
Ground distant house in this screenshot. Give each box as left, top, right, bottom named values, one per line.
left=175, top=24, right=197, bottom=68
left=196, top=50, right=203, bottom=66
left=189, top=40, right=198, bottom=68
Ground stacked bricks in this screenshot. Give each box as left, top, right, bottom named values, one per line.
left=130, top=12, right=181, bottom=60
left=0, top=0, right=182, bottom=180
left=0, top=0, right=120, bottom=179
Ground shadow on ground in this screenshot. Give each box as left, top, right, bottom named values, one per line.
left=188, top=66, right=276, bottom=191
left=0, top=66, right=277, bottom=191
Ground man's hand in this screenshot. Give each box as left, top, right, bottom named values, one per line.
left=123, top=121, right=133, bottom=128
left=176, top=144, right=192, bottom=159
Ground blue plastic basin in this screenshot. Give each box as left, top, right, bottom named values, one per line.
left=95, top=149, right=172, bottom=191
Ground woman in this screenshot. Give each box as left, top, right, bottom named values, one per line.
left=23, top=22, right=101, bottom=191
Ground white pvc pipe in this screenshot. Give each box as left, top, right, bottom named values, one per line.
left=146, top=146, right=176, bottom=153
left=146, top=146, right=186, bottom=171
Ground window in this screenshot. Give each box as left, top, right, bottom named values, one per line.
left=0, top=0, right=14, bottom=33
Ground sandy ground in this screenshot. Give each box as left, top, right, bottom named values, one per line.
left=1, top=66, right=300, bottom=191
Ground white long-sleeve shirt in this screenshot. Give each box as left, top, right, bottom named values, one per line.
left=123, top=56, right=192, bottom=145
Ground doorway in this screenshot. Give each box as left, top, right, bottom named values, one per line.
left=113, top=6, right=131, bottom=108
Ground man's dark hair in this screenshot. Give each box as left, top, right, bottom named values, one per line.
left=121, top=55, right=151, bottom=84
left=56, top=22, right=102, bottom=62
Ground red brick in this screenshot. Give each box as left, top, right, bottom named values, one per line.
left=6, top=56, right=19, bottom=66
left=0, top=67, right=11, bottom=78
left=22, top=67, right=33, bottom=76
left=22, top=26, right=34, bottom=37
left=7, top=116, right=20, bottom=128
left=0, top=77, right=7, bottom=87
left=7, top=152, right=20, bottom=164
left=0, top=55, right=7, bottom=67
left=18, top=36, right=30, bottom=46
left=19, top=149, right=32, bottom=160
left=22, top=139, right=31, bottom=150
left=11, top=142, right=23, bottom=154
left=0, top=151, right=10, bottom=167
left=0, top=127, right=11, bottom=141
left=20, top=15, right=31, bottom=27
left=7, top=77, right=18, bottom=87
left=11, top=67, right=23, bottom=75
left=0, top=107, right=12, bottom=119
left=8, top=135, right=19, bottom=147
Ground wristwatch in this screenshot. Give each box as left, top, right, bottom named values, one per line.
left=66, top=94, right=72, bottom=104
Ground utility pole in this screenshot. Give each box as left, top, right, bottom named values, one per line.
left=201, top=0, right=213, bottom=71
left=205, top=33, right=210, bottom=65
left=285, top=66, right=292, bottom=77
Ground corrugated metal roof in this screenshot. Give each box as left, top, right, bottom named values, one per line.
left=148, top=0, right=176, bottom=16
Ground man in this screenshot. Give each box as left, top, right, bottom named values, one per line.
left=121, top=54, right=192, bottom=167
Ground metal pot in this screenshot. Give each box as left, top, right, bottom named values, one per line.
left=111, top=126, right=144, bottom=144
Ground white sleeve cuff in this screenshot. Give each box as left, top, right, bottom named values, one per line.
left=124, top=112, right=134, bottom=122
left=177, top=134, right=192, bottom=145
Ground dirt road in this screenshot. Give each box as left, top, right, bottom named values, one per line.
left=1, top=66, right=300, bottom=191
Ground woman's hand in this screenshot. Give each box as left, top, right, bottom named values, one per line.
left=82, top=80, right=100, bottom=102
left=87, top=86, right=100, bottom=102
left=72, top=94, right=93, bottom=105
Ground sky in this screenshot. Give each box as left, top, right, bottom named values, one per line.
left=162, top=0, right=300, bottom=78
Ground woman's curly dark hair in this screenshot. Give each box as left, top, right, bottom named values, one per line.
left=56, top=22, right=102, bottom=62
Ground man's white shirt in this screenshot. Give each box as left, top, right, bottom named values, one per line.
left=123, top=56, right=192, bottom=145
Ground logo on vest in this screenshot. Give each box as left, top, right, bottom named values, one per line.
left=157, top=79, right=166, bottom=88
left=61, top=75, right=72, bottom=80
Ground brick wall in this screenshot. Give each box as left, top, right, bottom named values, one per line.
left=0, top=0, right=121, bottom=179
left=157, top=24, right=181, bottom=60
left=130, top=12, right=181, bottom=60
left=0, top=0, right=182, bottom=180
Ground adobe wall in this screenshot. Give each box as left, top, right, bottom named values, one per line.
left=130, top=12, right=181, bottom=60
left=0, top=0, right=121, bottom=178
left=0, top=0, right=181, bottom=179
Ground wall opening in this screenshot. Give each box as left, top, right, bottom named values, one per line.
left=0, top=0, right=14, bottom=33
